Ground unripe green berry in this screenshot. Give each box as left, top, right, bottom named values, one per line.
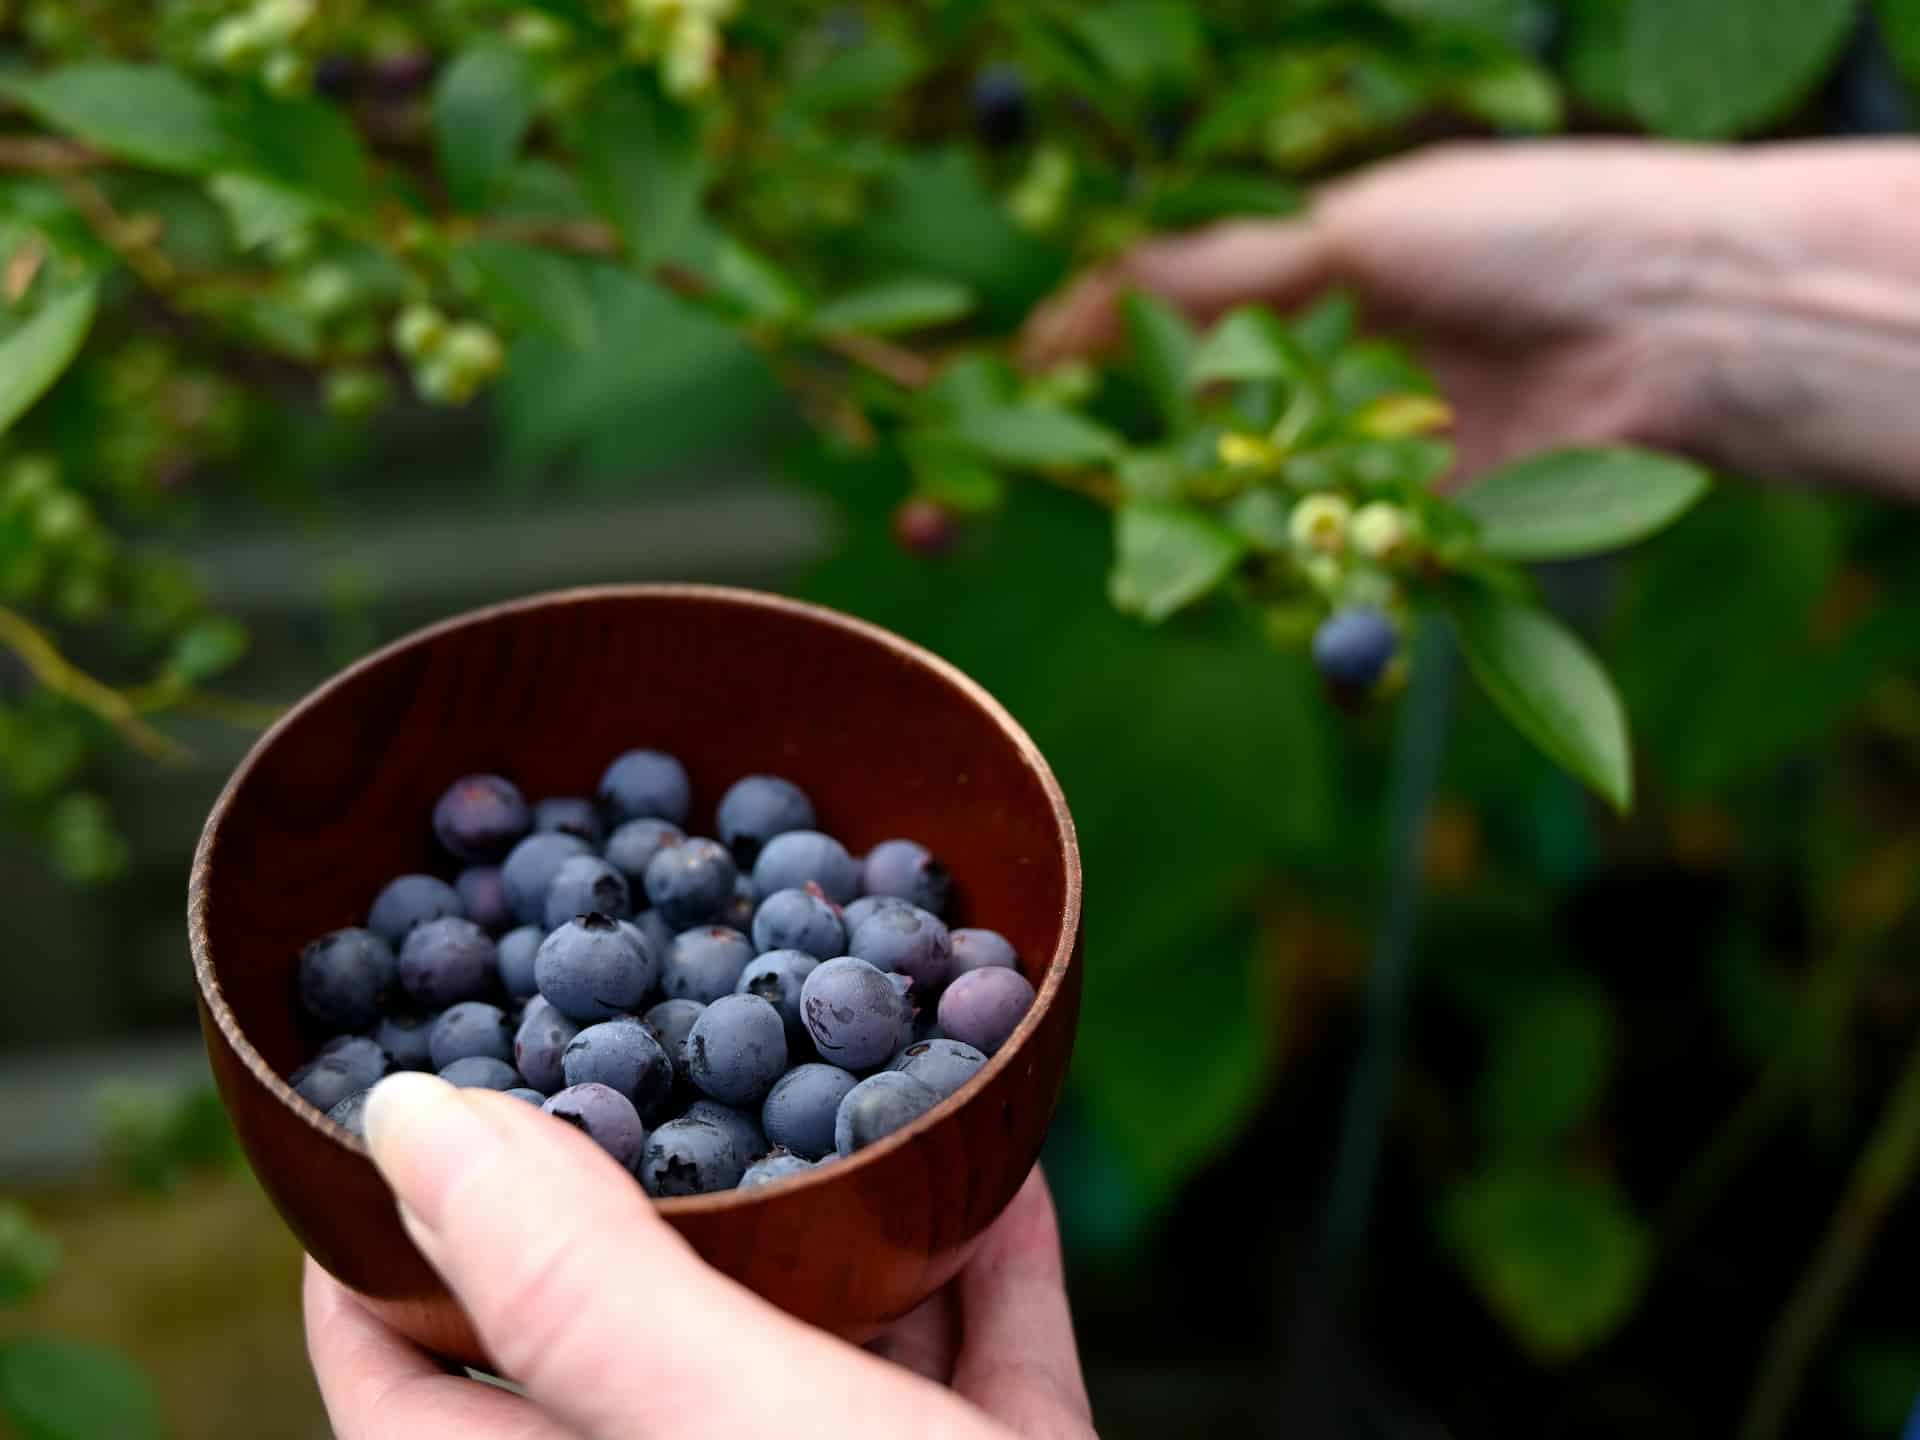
left=509, top=10, right=569, bottom=51
left=392, top=304, right=447, bottom=359
left=34, top=490, right=89, bottom=544
left=1351, top=501, right=1412, bottom=561
left=3, top=455, right=59, bottom=510
left=298, top=263, right=355, bottom=319
left=440, top=323, right=505, bottom=381
left=414, top=356, right=471, bottom=405
left=1289, top=493, right=1351, bottom=555
left=324, top=367, right=389, bottom=419
left=206, top=14, right=267, bottom=68
left=262, top=49, right=310, bottom=97
left=254, top=0, right=316, bottom=40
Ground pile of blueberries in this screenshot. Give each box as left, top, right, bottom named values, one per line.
left=286, top=751, right=1037, bottom=1196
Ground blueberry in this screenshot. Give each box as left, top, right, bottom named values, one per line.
left=644, top=838, right=737, bottom=929
left=368, top=874, right=464, bottom=947
left=373, top=1012, right=436, bottom=1072
left=937, top=967, right=1035, bottom=1057
left=739, top=1148, right=815, bottom=1190
left=369, top=49, right=434, bottom=98
left=834, top=1071, right=939, bottom=1156
left=312, top=53, right=361, bottom=99
left=513, top=995, right=580, bottom=1094
left=298, top=927, right=396, bottom=1031
left=736, top=949, right=821, bottom=1052
left=849, top=904, right=952, bottom=998
left=800, top=957, right=916, bottom=1072
left=761, top=1063, right=858, bottom=1161
left=892, top=498, right=956, bottom=557
left=599, top=748, right=691, bottom=827
left=642, top=998, right=705, bottom=1088
left=542, top=854, right=632, bottom=930
left=629, top=909, right=674, bottom=960
left=662, top=926, right=755, bottom=1004
left=563, top=1017, right=674, bottom=1118
left=456, top=865, right=513, bottom=933
left=603, top=818, right=685, bottom=886
left=684, top=1098, right=769, bottom=1165
left=501, top=832, right=591, bottom=926
left=534, top=913, right=654, bottom=1022
left=428, top=1001, right=514, bottom=1070
left=439, top=1056, right=523, bottom=1090
left=949, top=928, right=1019, bottom=976
left=542, top=1083, right=646, bottom=1171
left=293, top=1036, right=389, bottom=1113
left=842, top=894, right=912, bottom=933
left=397, top=916, right=496, bottom=1008
left=433, top=774, right=530, bottom=862
left=752, top=830, right=861, bottom=905
left=890, top=1038, right=988, bottom=1099
left=326, top=1089, right=370, bottom=1138
left=640, top=1117, right=743, bottom=1196
left=972, top=64, right=1029, bottom=148
left=688, top=994, right=788, bottom=1106
left=535, top=795, right=604, bottom=846
left=751, top=887, right=845, bottom=960
left=861, top=839, right=950, bottom=916
left=715, top=775, right=815, bottom=865
left=496, top=925, right=544, bottom=1000
left=1311, top=606, right=1397, bottom=691
left=720, top=873, right=759, bottom=932
left=503, top=1087, right=545, bottom=1105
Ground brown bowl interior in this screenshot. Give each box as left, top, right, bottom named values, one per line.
left=189, top=584, right=1081, bottom=1364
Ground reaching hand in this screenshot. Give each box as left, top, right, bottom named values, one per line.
left=1022, top=138, right=1920, bottom=499
left=304, top=1072, right=1095, bottom=1440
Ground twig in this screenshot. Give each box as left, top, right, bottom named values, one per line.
left=126, top=680, right=287, bottom=730
left=0, top=136, right=102, bottom=172
left=813, top=328, right=935, bottom=388
left=1740, top=1026, right=1920, bottom=1440
left=0, top=607, right=188, bottom=762
left=51, top=172, right=175, bottom=288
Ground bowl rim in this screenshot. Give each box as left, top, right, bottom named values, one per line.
left=188, top=582, right=1083, bottom=1213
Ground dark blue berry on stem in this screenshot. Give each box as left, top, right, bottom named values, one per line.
left=1311, top=606, right=1397, bottom=692
left=971, top=64, right=1029, bottom=148
left=892, top=498, right=957, bottom=557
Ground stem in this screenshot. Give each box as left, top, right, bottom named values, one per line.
left=1321, top=618, right=1455, bottom=1272
left=1740, top=1026, right=1920, bottom=1440
left=0, top=136, right=101, bottom=172
left=0, top=608, right=188, bottom=762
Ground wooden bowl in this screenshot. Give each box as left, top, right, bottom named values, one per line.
left=188, top=584, right=1082, bottom=1367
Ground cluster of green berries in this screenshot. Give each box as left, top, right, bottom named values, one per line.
left=204, top=0, right=318, bottom=97
left=0, top=456, right=114, bottom=620
left=620, top=0, right=739, bottom=100
left=391, top=306, right=506, bottom=406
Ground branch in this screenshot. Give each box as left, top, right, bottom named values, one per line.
left=0, top=608, right=189, bottom=762
left=0, top=136, right=103, bottom=172
left=52, top=172, right=175, bottom=288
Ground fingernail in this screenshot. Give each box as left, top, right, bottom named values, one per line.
left=363, top=1073, right=503, bottom=1233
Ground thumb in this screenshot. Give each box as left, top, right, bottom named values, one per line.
left=362, top=1072, right=983, bottom=1440
left=1019, top=214, right=1340, bottom=370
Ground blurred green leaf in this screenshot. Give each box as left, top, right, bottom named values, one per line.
left=1441, top=1168, right=1649, bottom=1363
left=1070, top=0, right=1207, bottom=95
left=1224, top=488, right=1293, bottom=550
left=1450, top=591, right=1631, bottom=811
left=1456, top=448, right=1710, bottom=560
left=1480, top=975, right=1613, bottom=1156
left=456, top=240, right=599, bottom=349
left=579, top=75, right=703, bottom=268
left=706, top=238, right=809, bottom=326
left=47, top=793, right=127, bottom=885
left=943, top=405, right=1123, bottom=469
left=1294, top=292, right=1355, bottom=366
left=1843, top=1338, right=1920, bottom=1435
left=223, top=91, right=373, bottom=214
left=1329, top=340, right=1434, bottom=410
left=1122, top=292, right=1196, bottom=432
left=168, top=615, right=248, bottom=682
left=1116, top=448, right=1186, bottom=502
left=0, top=65, right=234, bottom=174
left=903, top=434, right=1005, bottom=513
left=0, top=1205, right=60, bottom=1309
left=0, top=1339, right=161, bottom=1440
left=788, top=31, right=925, bottom=112
left=0, top=285, right=97, bottom=440
left=1453, top=59, right=1562, bottom=131
left=1188, top=307, right=1308, bottom=389
left=1380, top=0, right=1541, bottom=43
left=1625, top=0, right=1856, bottom=138
left=1147, top=171, right=1303, bottom=230
left=1562, top=0, right=1632, bottom=115
left=435, top=46, right=537, bottom=212
left=205, top=173, right=315, bottom=253
left=811, top=278, right=974, bottom=336
left=1109, top=501, right=1244, bottom=622
left=98, top=1083, right=238, bottom=1194
left=1883, top=0, right=1920, bottom=92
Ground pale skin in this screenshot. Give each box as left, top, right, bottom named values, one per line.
left=304, top=1072, right=1095, bottom=1440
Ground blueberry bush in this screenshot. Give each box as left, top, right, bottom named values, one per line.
left=8, top=1, right=1920, bottom=1435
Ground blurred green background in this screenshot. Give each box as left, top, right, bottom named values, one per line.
left=6, top=2, right=1920, bottom=1437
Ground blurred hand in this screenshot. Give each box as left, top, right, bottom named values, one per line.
left=304, top=1073, right=1094, bottom=1440
left=1022, top=139, right=1920, bottom=499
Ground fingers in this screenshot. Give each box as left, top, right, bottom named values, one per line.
left=951, top=1168, right=1094, bottom=1438
left=1020, top=216, right=1339, bottom=370
left=303, top=1257, right=572, bottom=1440
left=360, top=1072, right=991, bottom=1440
left=866, top=1288, right=957, bottom=1386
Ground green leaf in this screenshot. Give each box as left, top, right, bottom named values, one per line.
left=943, top=406, right=1124, bottom=470
left=435, top=46, right=537, bottom=212
left=1294, top=292, right=1355, bottom=366
left=903, top=434, right=1005, bottom=513
left=168, top=616, right=248, bottom=682
left=1453, top=60, right=1563, bottom=132
left=1480, top=976, right=1613, bottom=1156
left=578, top=75, right=703, bottom=268
left=1070, top=0, right=1208, bottom=94
left=206, top=173, right=315, bottom=253
left=1449, top=590, right=1631, bottom=811
left=0, top=284, right=97, bottom=439
left=0, top=65, right=235, bottom=174
left=455, top=240, right=599, bottom=349
left=707, top=237, right=809, bottom=326
left=1455, top=448, right=1710, bottom=560
left=1109, top=501, right=1245, bottom=623
left=1380, top=0, right=1539, bottom=43
left=1188, top=306, right=1308, bottom=389
left=1883, top=0, right=1920, bottom=91
left=1561, top=0, right=1632, bottom=115
left=1224, top=489, right=1292, bottom=550
left=1329, top=340, right=1433, bottom=410
left=810, top=278, right=974, bottom=336
left=223, top=91, right=373, bottom=214
left=1441, top=1169, right=1649, bottom=1363
left=1116, top=448, right=1187, bottom=502
left=788, top=31, right=925, bottom=112
left=1625, top=0, right=1857, bottom=139
left=47, top=792, right=127, bottom=885
left=1146, top=171, right=1303, bottom=229
left=0, top=1204, right=60, bottom=1308
left=0, top=1338, right=160, bottom=1440
left=1121, top=292, right=1196, bottom=432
